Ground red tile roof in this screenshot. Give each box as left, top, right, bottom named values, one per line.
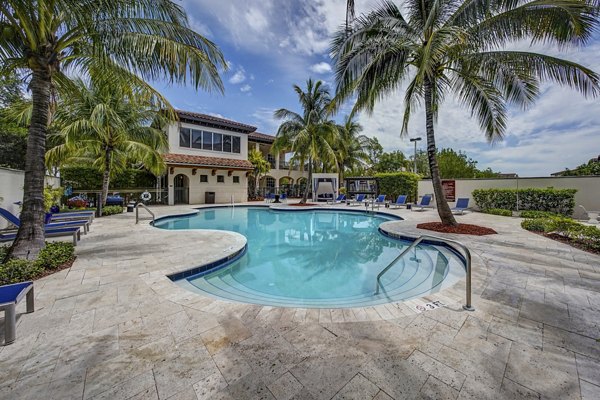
left=176, top=110, right=257, bottom=133
left=164, top=153, right=253, bottom=170
left=248, top=131, right=275, bottom=143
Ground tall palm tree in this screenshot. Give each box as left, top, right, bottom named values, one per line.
left=46, top=77, right=170, bottom=208
left=331, top=0, right=599, bottom=225
left=335, top=116, right=370, bottom=183
left=1, top=0, right=226, bottom=258
left=272, top=79, right=339, bottom=204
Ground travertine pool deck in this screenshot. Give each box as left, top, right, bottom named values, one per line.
left=1, top=203, right=599, bottom=399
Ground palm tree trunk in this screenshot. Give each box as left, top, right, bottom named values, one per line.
left=424, top=77, right=457, bottom=226
left=101, top=149, right=111, bottom=207
left=301, top=158, right=312, bottom=204
left=7, top=68, right=51, bottom=260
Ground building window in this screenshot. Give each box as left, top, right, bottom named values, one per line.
left=213, top=133, right=223, bottom=152
left=200, top=175, right=208, bottom=183
left=223, top=135, right=232, bottom=152
left=202, top=131, right=212, bottom=150
left=233, top=176, right=240, bottom=184
left=265, top=176, right=275, bottom=189
left=232, top=136, right=241, bottom=153
left=217, top=175, right=224, bottom=183
left=179, top=128, right=191, bottom=147
left=191, top=129, right=203, bottom=149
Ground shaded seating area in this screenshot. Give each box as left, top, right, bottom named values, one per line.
left=0, top=281, right=34, bottom=345
left=451, top=198, right=470, bottom=215
left=412, top=194, right=432, bottom=211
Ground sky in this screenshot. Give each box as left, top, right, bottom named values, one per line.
left=154, top=0, right=600, bottom=177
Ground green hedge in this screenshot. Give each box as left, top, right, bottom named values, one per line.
left=521, top=217, right=600, bottom=251
left=520, top=210, right=565, bottom=219
left=472, top=188, right=576, bottom=216
left=61, top=166, right=156, bottom=190
left=374, top=172, right=420, bottom=202
left=482, top=208, right=513, bottom=217
left=101, top=205, right=123, bottom=216
left=1, top=242, right=75, bottom=285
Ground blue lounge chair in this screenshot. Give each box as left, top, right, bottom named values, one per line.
left=280, top=193, right=287, bottom=203
left=1, top=281, right=34, bottom=345
left=0, top=226, right=82, bottom=246
left=390, top=195, right=408, bottom=209
left=265, top=193, right=275, bottom=203
left=373, top=194, right=386, bottom=209
left=412, top=195, right=432, bottom=211
left=349, top=194, right=366, bottom=206
left=328, top=194, right=346, bottom=205
left=0, top=207, right=90, bottom=234
left=452, top=198, right=470, bottom=215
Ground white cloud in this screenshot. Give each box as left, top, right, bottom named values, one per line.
left=240, top=84, right=252, bottom=93
left=310, top=62, right=332, bottom=74
left=250, top=108, right=279, bottom=133
left=229, top=67, right=246, bottom=84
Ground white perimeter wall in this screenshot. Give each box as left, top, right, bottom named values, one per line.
left=0, top=167, right=61, bottom=229
left=418, top=176, right=600, bottom=211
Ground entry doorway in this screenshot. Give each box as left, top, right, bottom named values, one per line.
left=174, top=174, right=189, bottom=204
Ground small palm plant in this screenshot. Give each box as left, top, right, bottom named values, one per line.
left=1, top=0, right=226, bottom=258
left=331, top=0, right=599, bottom=225
left=273, top=79, right=339, bottom=203
left=46, top=77, right=170, bottom=208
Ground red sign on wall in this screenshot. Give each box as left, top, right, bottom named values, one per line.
left=442, top=180, right=456, bottom=202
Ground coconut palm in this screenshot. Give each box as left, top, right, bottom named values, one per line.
left=248, top=148, right=271, bottom=198
left=335, top=116, right=370, bottom=182
left=331, top=0, right=599, bottom=225
left=1, top=0, right=226, bottom=258
left=46, top=77, right=170, bottom=208
left=272, top=79, right=339, bottom=203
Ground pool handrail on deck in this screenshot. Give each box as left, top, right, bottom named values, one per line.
left=375, top=234, right=474, bottom=311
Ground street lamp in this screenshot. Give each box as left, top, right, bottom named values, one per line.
left=409, top=137, right=422, bottom=174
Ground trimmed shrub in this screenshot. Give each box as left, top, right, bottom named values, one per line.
left=35, top=242, right=75, bottom=271
left=61, top=166, right=156, bottom=190
left=0, top=259, right=42, bottom=285
left=521, top=217, right=600, bottom=252
left=0, top=242, right=75, bottom=285
left=520, top=210, right=565, bottom=219
left=101, top=205, right=123, bottom=216
left=482, top=208, right=512, bottom=217
left=521, top=218, right=549, bottom=232
left=472, top=188, right=576, bottom=216
left=374, top=172, right=420, bottom=202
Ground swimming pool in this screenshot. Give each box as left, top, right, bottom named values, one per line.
left=154, top=207, right=466, bottom=308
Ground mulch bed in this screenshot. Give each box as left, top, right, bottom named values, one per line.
left=541, top=233, right=600, bottom=256
left=288, top=203, right=318, bottom=207
left=36, top=257, right=77, bottom=280
left=417, top=222, right=497, bottom=236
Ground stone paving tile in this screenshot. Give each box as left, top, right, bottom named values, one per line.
left=580, top=380, right=600, bottom=400
left=86, top=370, right=156, bottom=400
left=499, top=378, right=541, bottom=399
left=267, top=371, right=304, bottom=400
left=575, top=353, right=600, bottom=387
left=418, top=375, right=459, bottom=400
left=407, top=350, right=466, bottom=391
left=193, top=370, right=228, bottom=400
left=331, top=373, right=380, bottom=400
left=506, top=342, right=580, bottom=399
left=360, top=356, right=429, bottom=399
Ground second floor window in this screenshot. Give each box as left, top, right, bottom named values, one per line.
left=180, top=128, right=241, bottom=154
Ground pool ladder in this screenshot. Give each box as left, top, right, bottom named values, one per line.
left=135, top=203, right=155, bottom=224
left=374, top=234, right=474, bottom=311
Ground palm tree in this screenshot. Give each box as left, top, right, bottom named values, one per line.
left=335, top=116, right=370, bottom=183
left=331, top=0, right=599, bottom=225
left=46, top=77, right=170, bottom=209
left=248, top=148, right=271, bottom=198
left=1, top=0, right=226, bottom=258
left=272, top=79, right=339, bottom=203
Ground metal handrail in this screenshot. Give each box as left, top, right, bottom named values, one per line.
left=375, top=234, right=474, bottom=311
left=135, top=203, right=155, bottom=224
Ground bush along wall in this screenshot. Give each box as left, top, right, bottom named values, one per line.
left=374, top=172, right=420, bottom=202
left=521, top=217, right=600, bottom=252
left=472, top=188, right=576, bottom=216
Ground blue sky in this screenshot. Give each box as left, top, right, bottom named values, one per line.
left=155, top=0, right=600, bottom=176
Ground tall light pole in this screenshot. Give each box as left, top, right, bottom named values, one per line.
left=410, top=137, right=422, bottom=174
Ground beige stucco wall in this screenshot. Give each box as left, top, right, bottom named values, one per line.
left=167, top=122, right=248, bottom=160
left=418, top=176, right=600, bottom=211
left=0, top=167, right=61, bottom=229
left=166, top=167, right=248, bottom=205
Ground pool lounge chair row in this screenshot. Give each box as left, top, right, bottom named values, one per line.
left=342, top=195, right=470, bottom=213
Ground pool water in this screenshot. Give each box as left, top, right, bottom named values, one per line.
left=154, top=207, right=466, bottom=308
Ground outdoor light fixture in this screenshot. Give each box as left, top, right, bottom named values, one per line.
left=409, top=137, right=422, bottom=174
